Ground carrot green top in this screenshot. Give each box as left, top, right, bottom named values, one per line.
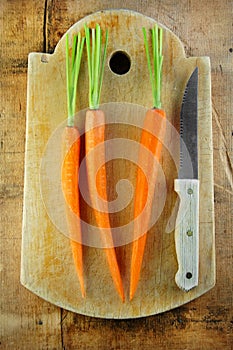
left=142, top=25, right=163, bottom=109
left=84, top=24, right=109, bottom=110
left=66, top=32, right=85, bottom=126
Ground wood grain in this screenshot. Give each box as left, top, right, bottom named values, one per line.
left=21, top=9, right=214, bottom=318
left=0, top=0, right=232, bottom=348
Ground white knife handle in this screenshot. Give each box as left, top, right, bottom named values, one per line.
left=174, top=179, right=199, bottom=291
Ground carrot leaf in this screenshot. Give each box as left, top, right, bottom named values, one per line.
left=84, top=23, right=108, bottom=109
left=66, top=32, right=85, bottom=126
left=142, top=25, right=163, bottom=109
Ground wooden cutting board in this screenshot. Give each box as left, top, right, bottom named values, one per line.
left=21, top=9, right=215, bottom=318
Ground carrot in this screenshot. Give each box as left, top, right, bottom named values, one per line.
left=61, top=32, right=85, bottom=297
left=84, top=24, right=125, bottom=302
left=62, top=127, right=85, bottom=297
left=130, top=25, right=166, bottom=300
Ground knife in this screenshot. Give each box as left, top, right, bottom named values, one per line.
left=174, top=67, right=199, bottom=292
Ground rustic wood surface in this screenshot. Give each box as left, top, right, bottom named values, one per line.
left=21, top=9, right=215, bottom=319
left=0, top=0, right=232, bottom=348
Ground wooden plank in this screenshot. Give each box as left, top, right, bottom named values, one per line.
left=0, top=0, right=232, bottom=348
left=60, top=298, right=233, bottom=349
left=0, top=1, right=62, bottom=349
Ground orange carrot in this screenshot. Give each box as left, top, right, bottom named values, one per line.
left=130, top=108, right=166, bottom=300
left=84, top=24, right=125, bottom=301
left=61, top=32, right=85, bottom=297
left=85, top=109, right=125, bottom=302
left=130, top=25, right=165, bottom=300
left=62, top=126, right=85, bottom=297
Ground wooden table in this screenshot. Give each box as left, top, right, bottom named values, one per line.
left=0, top=1, right=232, bottom=348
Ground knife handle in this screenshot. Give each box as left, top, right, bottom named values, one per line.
left=174, top=179, right=199, bottom=291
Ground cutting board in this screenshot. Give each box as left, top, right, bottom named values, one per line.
left=21, top=9, right=215, bottom=318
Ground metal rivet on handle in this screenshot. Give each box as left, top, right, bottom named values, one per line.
left=187, top=188, right=193, bottom=195
left=186, top=229, right=193, bottom=237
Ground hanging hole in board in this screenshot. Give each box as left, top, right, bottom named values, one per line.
left=109, top=50, right=131, bottom=75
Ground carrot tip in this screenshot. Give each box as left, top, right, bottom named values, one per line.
left=80, top=283, right=86, bottom=298
left=129, top=287, right=136, bottom=301
left=120, top=292, right=125, bottom=303
left=114, top=280, right=125, bottom=302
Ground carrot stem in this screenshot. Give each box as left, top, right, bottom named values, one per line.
left=84, top=24, right=108, bottom=109
left=94, top=24, right=101, bottom=105
left=142, top=25, right=163, bottom=109
left=98, top=30, right=108, bottom=104
left=71, top=35, right=77, bottom=69
left=66, top=32, right=85, bottom=125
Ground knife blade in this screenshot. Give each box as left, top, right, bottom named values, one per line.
left=174, top=67, right=199, bottom=292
